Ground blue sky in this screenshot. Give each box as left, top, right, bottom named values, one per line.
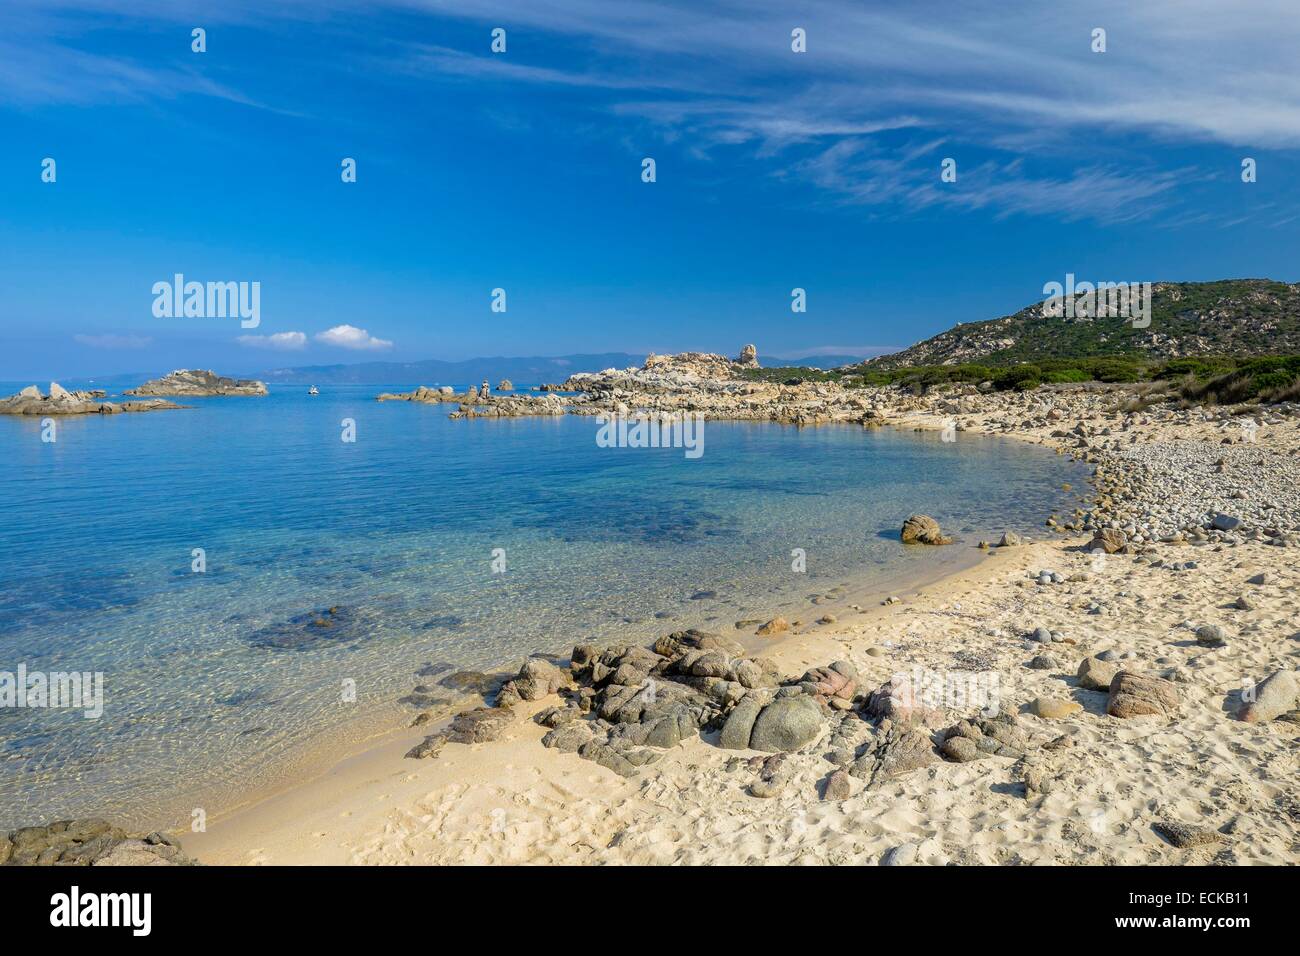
left=2, top=0, right=1299, bottom=379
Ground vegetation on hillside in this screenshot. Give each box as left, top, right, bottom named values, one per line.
left=859, top=279, right=1300, bottom=371
left=741, top=353, right=1300, bottom=405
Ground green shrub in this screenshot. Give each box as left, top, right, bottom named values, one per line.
left=992, top=365, right=1042, bottom=391
left=1042, top=368, right=1090, bottom=384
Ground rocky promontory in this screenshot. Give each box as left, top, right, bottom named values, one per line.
left=126, top=369, right=267, bottom=397
left=0, top=383, right=181, bottom=416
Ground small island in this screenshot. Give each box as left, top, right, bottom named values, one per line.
left=0, top=383, right=181, bottom=416
left=126, top=369, right=268, bottom=397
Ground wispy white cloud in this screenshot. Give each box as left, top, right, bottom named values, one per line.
left=391, top=0, right=1300, bottom=148
left=792, top=139, right=1191, bottom=222
left=315, top=324, right=393, bottom=350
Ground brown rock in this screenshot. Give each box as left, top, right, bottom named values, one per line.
left=1033, top=696, right=1082, bottom=719
left=1107, top=672, right=1179, bottom=719
left=1089, top=528, right=1128, bottom=554
left=822, top=769, right=852, bottom=801
left=1077, top=656, right=1119, bottom=691
left=1153, top=821, right=1224, bottom=849
left=446, top=706, right=514, bottom=743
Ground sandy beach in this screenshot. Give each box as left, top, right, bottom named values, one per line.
left=184, top=381, right=1300, bottom=866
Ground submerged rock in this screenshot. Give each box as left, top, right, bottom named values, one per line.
left=900, top=514, right=953, bottom=545
left=245, top=605, right=372, bottom=650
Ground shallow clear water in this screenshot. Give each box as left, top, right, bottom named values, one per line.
left=0, top=384, right=1091, bottom=828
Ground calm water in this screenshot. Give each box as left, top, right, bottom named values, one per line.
left=0, top=384, right=1091, bottom=828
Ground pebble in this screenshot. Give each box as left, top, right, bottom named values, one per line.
left=1195, top=624, right=1228, bottom=647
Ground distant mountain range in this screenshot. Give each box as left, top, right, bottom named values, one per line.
left=46, top=350, right=875, bottom=391
left=250, top=351, right=873, bottom=385
left=862, top=279, right=1300, bottom=370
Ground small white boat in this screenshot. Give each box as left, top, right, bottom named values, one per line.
left=308, top=386, right=319, bottom=395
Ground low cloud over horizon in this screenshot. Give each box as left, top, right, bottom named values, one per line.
left=314, top=325, right=394, bottom=351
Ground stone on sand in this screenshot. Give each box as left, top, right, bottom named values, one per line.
left=1032, top=697, right=1082, bottom=719
left=1106, top=672, right=1180, bottom=719
left=1238, top=669, right=1299, bottom=723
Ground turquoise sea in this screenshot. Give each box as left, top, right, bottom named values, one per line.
left=0, top=384, right=1092, bottom=829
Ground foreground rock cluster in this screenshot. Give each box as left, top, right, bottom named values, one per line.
left=401, top=624, right=1231, bottom=810
left=1, top=819, right=195, bottom=866
left=405, top=628, right=853, bottom=778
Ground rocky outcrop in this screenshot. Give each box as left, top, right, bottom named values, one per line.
left=862, top=678, right=943, bottom=726
left=562, top=346, right=759, bottom=396
left=126, top=369, right=266, bottom=396
left=448, top=393, right=566, bottom=419
left=1, top=819, right=196, bottom=866
left=379, top=384, right=567, bottom=418
left=937, top=710, right=1034, bottom=763
left=401, top=629, right=862, bottom=777
left=495, top=658, right=568, bottom=707
left=377, top=385, right=459, bottom=403
left=0, top=384, right=181, bottom=416
left=497, top=379, right=514, bottom=391
left=851, top=721, right=938, bottom=787
left=900, top=514, right=953, bottom=545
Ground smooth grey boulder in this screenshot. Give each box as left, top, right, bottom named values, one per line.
left=1211, top=513, right=1243, bottom=532
left=748, top=696, right=824, bottom=752
left=719, top=695, right=764, bottom=750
